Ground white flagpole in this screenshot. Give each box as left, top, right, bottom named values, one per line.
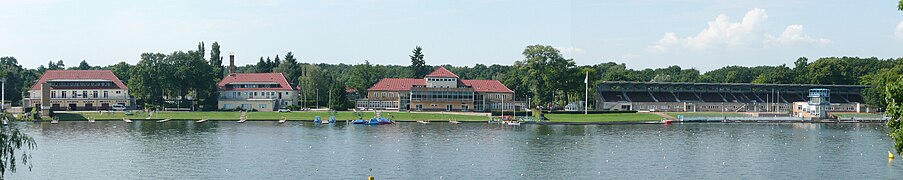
left=584, top=71, right=588, bottom=115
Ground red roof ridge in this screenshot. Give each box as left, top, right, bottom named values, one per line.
left=30, top=70, right=127, bottom=90
left=218, top=73, right=296, bottom=91
left=425, top=67, right=459, bottom=78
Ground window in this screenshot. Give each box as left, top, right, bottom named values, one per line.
left=51, top=91, right=57, bottom=98
left=224, top=104, right=233, bottom=109
left=115, top=91, right=121, bottom=94
left=259, top=104, right=267, bottom=109
left=93, top=91, right=98, bottom=98
left=103, top=91, right=109, bottom=98
left=82, top=91, right=87, bottom=98
left=71, top=91, right=77, bottom=98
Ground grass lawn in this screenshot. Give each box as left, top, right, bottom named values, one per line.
left=665, top=112, right=749, bottom=118
left=543, top=113, right=663, bottom=122
left=54, top=111, right=491, bottom=122
left=831, top=113, right=885, bottom=118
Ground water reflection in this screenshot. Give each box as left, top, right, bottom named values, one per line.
left=5, top=122, right=902, bottom=179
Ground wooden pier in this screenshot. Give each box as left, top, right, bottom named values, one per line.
left=237, top=112, right=247, bottom=123
left=156, top=119, right=171, bottom=123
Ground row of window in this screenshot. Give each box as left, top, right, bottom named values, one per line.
left=224, top=91, right=291, bottom=98
left=427, top=78, right=456, bottom=82
left=226, top=84, right=282, bottom=89
left=49, top=90, right=120, bottom=99
left=49, top=82, right=114, bottom=87
left=223, top=103, right=268, bottom=110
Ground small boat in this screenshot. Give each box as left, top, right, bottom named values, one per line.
left=890, top=151, right=896, bottom=159
left=377, top=117, right=393, bottom=124
left=328, top=116, right=336, bottom=124
left=417, top=120, right=430, bottom=124
left=662, top=120, right=674, bottom=124
left=313, top=116, right=322, bottom=124
left=504, top=120, right=520, bottom=126
left=352, top=118, right=366, bottom=124
left=450, top=120, right=461, bottom=124
left=368, top=118, right=380, bottom=125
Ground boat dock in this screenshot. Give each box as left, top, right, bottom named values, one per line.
left=88, top=117, right=95, bottom=123
left=156, top=119, right=171, bottom=123
left=278, top=117, right=287, bottom=124
left=122, top=118, right=133, bottom=123
left=238, top=112, right=247, bottom=123
left=196, top=118, right=208, bottom=123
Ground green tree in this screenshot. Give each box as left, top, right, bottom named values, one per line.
left=109, top=62, right=131, bottom=84
left=275, top=52, right=301, bottom=86
left=327, top=74, right=349, bottom=111
left=346, top=61, right=383, bottom=99
left=298, top=64, right=331, bottom=108
left=76, top=60, right=91, bottom=70
left=0, top=128, right=36, bottom=178
left=886, top=76, right=903, bottom=154
left=209, top=42, right=223, bottom=78
left=516, top=45, right=577, bottom=107
left=792, top=57, right=809, bottom=84
left=807, top=58, right=853, bottom=85
left=409, top=46, right=428, bottom=78
left=129, top=53, right=170, bottom=107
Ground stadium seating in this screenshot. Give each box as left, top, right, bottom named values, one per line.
left=699, top=93, right=725, bottom=102
left=650, top=92, right=676, bottom=102
left=625, top=92, right=655, bottom=102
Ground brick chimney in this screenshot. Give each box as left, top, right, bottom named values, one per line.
left=229, top=53, right=235, bottom=75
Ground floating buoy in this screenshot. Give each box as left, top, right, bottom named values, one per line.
left=889, top=151, right=895, bottom=159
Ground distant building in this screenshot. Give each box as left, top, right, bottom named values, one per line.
left=793, top=89, right=831, bottom=118
left=597, top=82, right=870, bottom=113
left=357, top=67, right=517, bottom=112
left=24, top=70, right=131, bottom=111
left=217, top=54, right=298, bottom=112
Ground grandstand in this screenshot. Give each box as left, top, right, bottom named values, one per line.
left=595, top=82, right=872, bottom=113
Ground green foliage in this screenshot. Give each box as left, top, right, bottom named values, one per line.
left=275, top=52, right=301, bottom=86
left=409, top=46, right=429, bottom=78
left=885, top=76, right=903, bottom=154
left=899, top=0, right=903, bottom=11
left=0, top=128, right=36, bottom=178
left=327, top=74, right=349, bottom=111
left=209, top=42, right=224, bottom=78
left=0, top=57, right=41, bottom=106
left=76, top=60, right=92, bottom=70
left=515, top=45, right=578, bottom=107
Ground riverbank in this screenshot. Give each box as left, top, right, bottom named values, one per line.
left=46, top=111, right=668, bottom=123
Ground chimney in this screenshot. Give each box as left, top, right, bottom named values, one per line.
left=229, top=53, right=235, bottom=75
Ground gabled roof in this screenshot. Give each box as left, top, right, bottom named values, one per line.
left=30, top=70, right=127, bottom=90
left=462, top=80, right=514, bottom=93
left=218, top=73, right=296, bottom=91
left=368, top=78, right=426, bottom=91
left=367, top=78, right=512, bottom=93
left=424, top=67, right=459, bottom=78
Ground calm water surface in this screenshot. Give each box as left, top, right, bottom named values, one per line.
left=6, top=121, right=903, bottom=179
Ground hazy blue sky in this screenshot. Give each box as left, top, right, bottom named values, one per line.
left=1, top=0, right=902, bottom=71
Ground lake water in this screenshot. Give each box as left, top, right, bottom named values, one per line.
left=6, top=121, right=903, bottom=179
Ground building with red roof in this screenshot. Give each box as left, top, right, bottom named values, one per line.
left=358, top=67, right=516, bottom=112
left=217, top=73, right=298, bottom=112
left=217, top=55, right=299, bottom=112
left=24, top=70, right=131, bottom=111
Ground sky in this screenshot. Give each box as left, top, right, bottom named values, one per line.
left=1, top=0, right=902, bottom=71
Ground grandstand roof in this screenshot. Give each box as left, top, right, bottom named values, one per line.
left=598, top=81, right=866, bottom=94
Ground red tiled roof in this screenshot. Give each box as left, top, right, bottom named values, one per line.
left=218, top=73, right=296, bottom=91
left=425, top=67, right=459, bottom=78
left=368, top=78, right=425, bottom=91
left=30, top=70, right=127, bottom=90
left=462, top=80, right=514, bottom=93
left=367, top=78, right=512, bottom=93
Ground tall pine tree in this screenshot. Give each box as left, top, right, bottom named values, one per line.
left=409, top=46, right=428, bottom=78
